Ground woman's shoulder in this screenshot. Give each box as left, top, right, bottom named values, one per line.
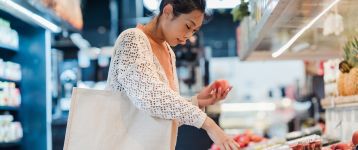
left=114, top=28, right=150, bottom=51
left=118, top=28, right=147, bottom=40
left=113, top=28, right=151, bottom=55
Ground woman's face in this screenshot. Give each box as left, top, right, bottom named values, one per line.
left=160, top=5, right=204, bottom=46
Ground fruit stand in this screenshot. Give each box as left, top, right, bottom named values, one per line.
left=321, top=96, right=358, bottom=142
left=229, top=0, right=358, bottom=149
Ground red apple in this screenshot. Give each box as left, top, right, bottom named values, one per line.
left=212, top=80, right=230, bottom=92
left=243, top=130, right=253, bottom=136
left=352, top=130, right=358, bottom=145
left=250, top=135, right=264, bottom=143
left=233, top=134, right=243, bottom=142
left=330, top=143, right=351, bottom=150
left=238, top=141, right=248, bottom=148
left=238, top=136, right=250, bottom=147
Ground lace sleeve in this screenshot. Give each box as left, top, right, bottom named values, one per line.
left=107, top=29, right=207, bottom=128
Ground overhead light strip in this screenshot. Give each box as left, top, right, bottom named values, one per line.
left=0, top=0, right=61, bottom=33
left=272, top=0, right=341, bottom=58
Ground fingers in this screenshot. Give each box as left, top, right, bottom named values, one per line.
left=224, top=143, right=231, bottom=150
left=233, top=141, right=241, bottom=149
left=208, top=87, right=232, bottom=104
left=217, top=87, right=223, bottom=98
left=219, top=144, right=225, bottom=150
left=216, top=86, right=232, bottom=100
left=209, top=81, right=219, bottom=91
left=220, top=141, right=239, bottom=150
left=210, top=88, right=217, bottom=95
left=229, top=141, right=240, bottom=150
left=221, top=87, right=233, bottom=99
left=210, top=89, right=218, bottom=99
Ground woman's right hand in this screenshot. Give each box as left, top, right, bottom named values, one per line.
left=202, top=117, right=240, bottom=150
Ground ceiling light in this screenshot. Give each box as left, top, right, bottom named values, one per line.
left=0, top=0, right=61, bottom=33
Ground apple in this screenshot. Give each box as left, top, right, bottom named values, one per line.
left=238, top=142, right=247, bottom=148
left=212, top=79, right=231, bottom=92
left=330, top=143, right=351, bottom=150
left=250, top=135, right=264, bottom=143
left=238, top=136, right=250, bottom=147
left=233, top=134, right=243, bottom=142
left=243, top=130, right=253, bottom=135
left=352, top=130, right=358, bottom=145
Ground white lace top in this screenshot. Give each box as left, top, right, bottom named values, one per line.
left=106, top=28, right=207, bottom=128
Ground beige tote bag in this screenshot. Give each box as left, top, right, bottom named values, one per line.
left=63, top=88, right=173, bottom=150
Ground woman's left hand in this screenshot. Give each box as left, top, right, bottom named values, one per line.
left=196, top=80, right=233, bottom=109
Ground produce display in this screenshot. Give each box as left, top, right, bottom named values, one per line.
left=337, top=37, right=358, bottom=96
left=209, top=130, right=358, bottom=150
left=286, top=126, right=322, bottom=141
left=245, top=138, right=287, bottom=150
left=321, top=130, right=358, bottom=150
left=210, top=131, right=266, bottom=150
left=287, top=135, right=322, bottom=150
left=352, top=131, right=358, bottom=146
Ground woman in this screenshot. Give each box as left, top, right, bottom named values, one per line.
left=106, top=0, right=240, bottom=149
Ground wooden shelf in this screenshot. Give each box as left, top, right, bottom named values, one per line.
left=321, top=95, right=358, bottom=109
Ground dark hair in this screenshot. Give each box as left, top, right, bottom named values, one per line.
left=158, top=0, right=206, bottom=17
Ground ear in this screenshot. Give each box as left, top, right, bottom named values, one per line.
left=162, top=4, right=174, bottom=19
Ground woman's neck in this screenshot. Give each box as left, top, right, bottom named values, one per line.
left=143, top=16, right=166, bottom=44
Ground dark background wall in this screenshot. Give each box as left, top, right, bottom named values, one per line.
left=80, top=0, right=238, bottom=57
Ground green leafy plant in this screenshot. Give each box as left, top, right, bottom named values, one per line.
left=340, top=37, right=358, bottom=73
left=231, top=0, right=250, bottom=22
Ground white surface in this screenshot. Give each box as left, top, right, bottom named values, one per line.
left=209, top=57, right=305, bottom=102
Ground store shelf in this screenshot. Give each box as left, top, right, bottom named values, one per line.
left=0, top=43, right=18, bottom=53
left=1, top=2, right=53, bottom=149
left=321, top=95, right=358, bottom=109
left=323, top=95, right=358, bottom=142
left=239, top=0, right=356, bottom=61
left=239, top=0, right=294, bottom=60
left=244, top=50, right=341, bottom=61
left=0, top=106, right=19, bottom=111
left=0, top=77, right=20, bottom=84
left=0, top=140, right=21, bottom=148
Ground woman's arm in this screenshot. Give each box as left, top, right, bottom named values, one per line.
left=108, top=29, right=206, bottom=128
